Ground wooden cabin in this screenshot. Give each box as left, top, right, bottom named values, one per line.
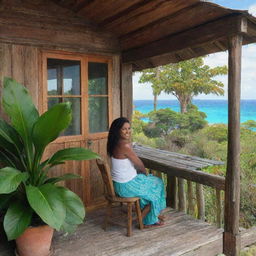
left=0, top=0, right=256, bottom=255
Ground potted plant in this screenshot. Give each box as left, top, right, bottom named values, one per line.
left=0, top=77, right=100, bottom=256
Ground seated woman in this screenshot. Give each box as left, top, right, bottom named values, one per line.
left=107, top=117, right=166, bottom=227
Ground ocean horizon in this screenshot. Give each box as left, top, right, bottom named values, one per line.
left=133, top=99, right=256, bottom=124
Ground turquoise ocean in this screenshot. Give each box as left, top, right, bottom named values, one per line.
left=133, top=99, right=256, bottom=124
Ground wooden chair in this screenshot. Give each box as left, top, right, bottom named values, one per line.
left=96, top=159, right=144, bottom=236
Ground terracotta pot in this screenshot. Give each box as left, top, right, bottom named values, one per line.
left=15, top=225, right=54, bottom=256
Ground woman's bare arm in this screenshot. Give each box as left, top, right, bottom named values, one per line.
left=122, top=143, right=147, bottom=174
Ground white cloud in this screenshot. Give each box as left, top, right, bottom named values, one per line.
left=248, top=4, right=256, bottom=16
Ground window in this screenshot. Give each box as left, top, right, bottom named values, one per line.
left=43, top=52, right=111, bottom=139
left=47, top=58, right=81, bottom=136
left=88, top=62, right=109, bottom=133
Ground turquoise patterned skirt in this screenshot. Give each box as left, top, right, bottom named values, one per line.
left=113, top=174, right=166, bottom=225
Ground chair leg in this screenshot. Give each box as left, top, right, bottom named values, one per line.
left=127, top=202, right=133, bottom=237
left=103, top=201, right=112, bottom=231
left=135, top=200, right=144, bottom=230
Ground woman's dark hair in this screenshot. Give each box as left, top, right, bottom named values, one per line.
left=107, top=117, right=130, bottom=156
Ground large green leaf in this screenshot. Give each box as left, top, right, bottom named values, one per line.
left=45, top=173, right=81, bottom=184
left=0, top=118, right=23, bottom=152
left=3, top=200, right=32, bottom=240
left=48, top=148, right=100, bottom=166
left=2, top=77, right=39, bottom=154
left=58, top=187, right=85, bottom=230
left=26, top=184, right=66, bottom=230
left=0, top=167, right=28, bottom=194
left=32, top=102, right=72, bottom=154
left=0, top=118, right=23, bottom=151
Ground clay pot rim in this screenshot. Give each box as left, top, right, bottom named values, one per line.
left=15, top=248, right=54, bottom=256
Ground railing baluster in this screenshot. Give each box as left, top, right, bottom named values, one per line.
left=216, top=189, right=222, bottom=228
left=187, top=181, right=194, bottom=215
left=196, top=183, right=205, bottom=220
left=178, top=178, right=186, bottom=212
left=167, top=175, right=177, bottom=209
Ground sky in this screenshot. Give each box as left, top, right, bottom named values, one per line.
left=133, top=0, right=256, bottom=100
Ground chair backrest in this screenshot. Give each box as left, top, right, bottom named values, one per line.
left=96, top=159, right=116, bottom=198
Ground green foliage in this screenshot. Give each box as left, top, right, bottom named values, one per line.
left=201, top=124, right=228, bottom=143
left=142, top=105, right=207, bottom=140
left=240, top=245, right=256, bottom=256
left=160, top=57, right=227, bottom=113
left=0, top=77, right=100, bottom=240
left=179, top=104, right=208, bottom=132
left=242, top=120, right=256, bottom=130
left=147, top=108, right=179, bottom=136
left=132, top=110, right=146, bottom=134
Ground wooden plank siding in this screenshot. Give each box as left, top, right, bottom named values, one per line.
left=0, top=1, right=122, bottom=209
left=0, top=0, right=120, bottom=55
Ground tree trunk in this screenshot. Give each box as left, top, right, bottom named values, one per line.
left=180, top=101, right=187, bottom=113
left=178, top=94, right=192, bottom=113
left=153, top=93, right=157, bottom=111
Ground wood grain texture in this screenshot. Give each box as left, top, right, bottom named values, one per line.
left=120, top=2, right=231, bottom=50
left=52, top=208, right=224, bottom=256
left=111, top=55, right=121, bottom=120
left=0, top=1, right=120, bottom=54
left=0, top=43, right=12, bottom=120
left=122, top=15, right=246, bottom=63
left=2, top=208, right=256, bottom=255
left=103, top=0, right=198, bottom=36
left=121, top=63, right=133, bottom=121
left=223, top=34, right=243, bottom=256
left=133, top=144, right=225, bottom=190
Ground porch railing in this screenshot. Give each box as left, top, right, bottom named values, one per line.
left=133, top=144, right=225, bottom=227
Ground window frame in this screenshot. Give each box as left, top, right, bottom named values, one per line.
left=41, top=51, right=112, bottom=142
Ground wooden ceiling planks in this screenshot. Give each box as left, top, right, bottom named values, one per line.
left=76, top=0, right=144, bottom=24
left=120, top=2, right=235, bottom=50
left=101, top=0, right=198, bottom=36
left=47, top=0, right=256, bottom=70
left=51, top=0, right=93, bottom=12
left=122, top=15, right=246, bottom=63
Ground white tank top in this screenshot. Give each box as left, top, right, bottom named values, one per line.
left=111, top=157, right=137, bottom=183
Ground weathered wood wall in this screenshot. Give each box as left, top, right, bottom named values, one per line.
left=0, top=0, right=122, bottom=209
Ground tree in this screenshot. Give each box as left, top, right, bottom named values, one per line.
left=138, top=67, right=162, bottom=111
left=160, top=57, right=227, bottom=113
left=146, top=108, right=179, bottom=136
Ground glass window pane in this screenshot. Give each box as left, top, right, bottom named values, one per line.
left=47, top=68, right=60, bottom=95
left=47, top=58, right=81, bottom=96
left=63, top=98, right=81, bottom=135
left=88, top=62, right=108, bottom=95
left=63, top=64, right=80, bottom=95
left=89, top=97, right=108, bottom=133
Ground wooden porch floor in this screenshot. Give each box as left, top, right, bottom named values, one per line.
left=0, top=207, right=223, bottom=256
left=52, top=207, right=223, bottom=256
left=1, top=207, right=255, bottom=256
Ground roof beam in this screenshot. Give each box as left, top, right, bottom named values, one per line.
left=122, top=14, right=247, bottom=63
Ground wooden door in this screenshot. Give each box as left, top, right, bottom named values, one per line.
left=41, top=51, right=113, bottom=209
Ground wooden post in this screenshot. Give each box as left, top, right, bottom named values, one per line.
left=121, top=63, right=133, bottom=121
left=223, top=35, right=242, bottom=256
